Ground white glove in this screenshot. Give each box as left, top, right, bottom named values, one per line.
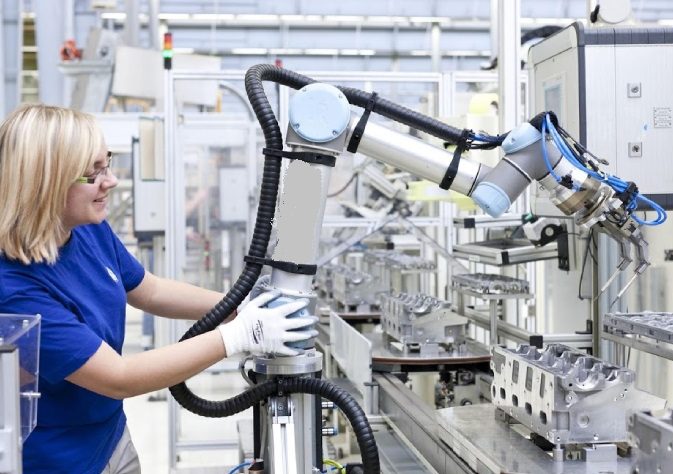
left=219, top=290, right=318, bottom=357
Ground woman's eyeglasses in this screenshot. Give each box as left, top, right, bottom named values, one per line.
left=76, top=151, right=113, bottom=184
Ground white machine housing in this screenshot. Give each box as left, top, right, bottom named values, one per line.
left=528, top=22, right=673, bottom=213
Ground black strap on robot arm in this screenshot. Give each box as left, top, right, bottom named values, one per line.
left=243, top=255, right=318, bottom=276
left=346, top=92, right=378, bottom=153
left=262, top=148, right=336, bottom=167
left=528, top=110, right=559, bottom=132
left=439, top=128, right=472, bottom=190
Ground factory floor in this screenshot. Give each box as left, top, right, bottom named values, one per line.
left=123, top=306, right=251, bottom=473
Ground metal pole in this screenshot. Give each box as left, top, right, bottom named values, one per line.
left=0, top=0, right=22, bottom=115
left=0, top=348, right=22, bottom=474
left=163, top=58, right=179, bottom=471
left=147, top=0, right=160, bottom=49
left=34, top=0, right=65, bottom=105
left=497, top=0, right=521, bottom=132
left=431, top=22, right=441, bottom=72
left=489, top=0, right=499, bottom=69
left=489, top=300, right=498, bottom=346
left=123, top=0, right=140, bottom=47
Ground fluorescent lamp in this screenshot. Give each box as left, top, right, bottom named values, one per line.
left=191, top=13, right=235, bottom=21
left=324, top=15, right=365, bottom=23
left=409, top=16, right=444, bottom=23
left=367, top=16, right=394, bottom=23
left=158, top=13, right=191, bottom=21
left=279, top=15, right=304, bottom=22
left=305, top=49, right=340, bottom=55
left=269, top=48, right=303, bottom=55
left=231, top=48, right=268, bottom=55
left=101, top=12, right=126, bottom=20
left=236, top=14, right=278, bottom=22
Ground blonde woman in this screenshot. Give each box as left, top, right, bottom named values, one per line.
left=0, top=104, right=316, bottom=474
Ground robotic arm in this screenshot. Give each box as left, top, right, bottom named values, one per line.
left=283, top=83, right=664, bottom=302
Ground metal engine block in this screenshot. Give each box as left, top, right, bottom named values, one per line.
left=331, top=267, right=385, bottom=312
left=491, top=344, right=664, bottom=447
left=452, top=272, right=530, bottom=295
left=364, top=250, right=436, bottom=294
left=380, top=292, right=467, bottom=354
left=629, top=411, right=673, bottom=474
left=315, top=263, right=349, bottom=301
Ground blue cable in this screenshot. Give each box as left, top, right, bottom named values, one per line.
left=540, top=119, right=583, bottom=192
left=540, top=119, right=561, bottom=182
left=469, top=114, right=666, bottom=225
left=544, top=114, right=663, bottom=222
left=228, top=461, right=252, bottom=474
left=471, top=133, right=501, bottom=143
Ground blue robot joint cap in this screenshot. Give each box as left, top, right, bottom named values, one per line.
left=501, top=122, right=542, bottom=154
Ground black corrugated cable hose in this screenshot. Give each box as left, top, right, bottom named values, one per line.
left=244, top=64, right=467, bottom=143
left=170, top=63, right=483, bottom=473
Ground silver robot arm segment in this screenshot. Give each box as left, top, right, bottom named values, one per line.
left=348, top=115, right=492, bottom=197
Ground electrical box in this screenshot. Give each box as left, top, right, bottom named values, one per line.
left=219, top=167, right=249, bottom=223
left=529, top=22, right=673, bottom=211
left=112, top=47, right=221, bottom=107
left=132, top=117, right=165, bottom=238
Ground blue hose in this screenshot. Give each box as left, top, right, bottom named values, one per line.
left=228, top=461, right=251, bottom=474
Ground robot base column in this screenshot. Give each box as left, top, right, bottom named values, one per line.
left=254, top=352, right=323, bottom=474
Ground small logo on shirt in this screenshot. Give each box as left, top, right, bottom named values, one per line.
left=106, top=266, right=119, bottom=283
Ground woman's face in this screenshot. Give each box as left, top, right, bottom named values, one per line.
left=62, top=146, right=118, bottom=231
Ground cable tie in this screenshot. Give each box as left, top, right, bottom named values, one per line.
left=439, top=128, right=472, bottom=190
left=347, top=92, right=378, bottom=153
left=244, top=255, right=317, bottom=275
left=262, top=148, right=336, bottom=167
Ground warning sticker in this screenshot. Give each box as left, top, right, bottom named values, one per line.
left=654, top=107, right=672, bottom=128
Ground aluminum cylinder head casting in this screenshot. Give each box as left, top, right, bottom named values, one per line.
left=380, top=292, right=467, bottom=353
left=452, top=273, right=530, bottom=295
left=331, top=267, right=385, bottom=312
left=629, top=410, right=673, bottom=474
left=491, top=344, right=664, bottom=446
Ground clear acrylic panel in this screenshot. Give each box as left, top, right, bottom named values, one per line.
left=0, top=313, right=41, bottom=442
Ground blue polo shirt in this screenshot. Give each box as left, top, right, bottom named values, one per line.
left=0, top=221, right=145, bottom=474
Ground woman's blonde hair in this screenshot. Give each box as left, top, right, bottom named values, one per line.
left=0, top=104, right=104, bottom=264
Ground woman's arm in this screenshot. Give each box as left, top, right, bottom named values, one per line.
left=67, top=331, right=227, bottom=399
left=127, top=271, right=235, bottom=321
left=66, top=292, right=315, bottom=399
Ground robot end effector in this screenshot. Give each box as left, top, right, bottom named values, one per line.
left=471, top=112, right=658, bottom=298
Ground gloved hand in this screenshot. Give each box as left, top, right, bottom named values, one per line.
left=219, top=290, right=318, bottom=357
